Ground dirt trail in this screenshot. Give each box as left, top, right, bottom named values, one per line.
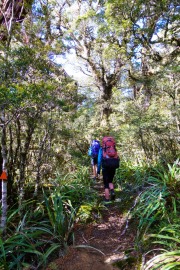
left=46, top=178, right=139, bottom=270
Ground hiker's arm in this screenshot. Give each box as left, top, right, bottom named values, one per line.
left=97, top=148, right=102, bottom=174
left=88, top=146, right=92, bottom=156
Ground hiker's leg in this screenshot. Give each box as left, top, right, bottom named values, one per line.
left=104, top=188, right=110, bottom=200
left=91, top=158, right=96, bottom=179
left=93, top=157, right=98, bottom=179
left=102, top=168, right=110, bottom=200
left=93, top=165, right=97, bottom=178
left=108, top=168, right=115, bottom=189
left=90, top=158, right=93, bottom=175
left=109, top=183, right=114, bottom=190
left=108, top=169, right=116, bottom=200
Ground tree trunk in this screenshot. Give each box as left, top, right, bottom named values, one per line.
left=0, top=111, right=8, bottom=233
left=139, top=127, right=150, bottom=162
left=34, top=131, right=48, bottom=197
left=18, top=123, right=34, bottom=208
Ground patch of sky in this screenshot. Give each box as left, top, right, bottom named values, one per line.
left=51, top=49, right=94, bottom=94
left=96, top=7, right=105, bottom=16
left=134, top=18, right=144, bottom=29
left=32, top=0, right=44, bottom=16
left=119, top=71, right=134, bottom=98
left=122, top=88, right=133, bottom=98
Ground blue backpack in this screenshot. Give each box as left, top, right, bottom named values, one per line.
left=91, top=140, right=100, bottom=158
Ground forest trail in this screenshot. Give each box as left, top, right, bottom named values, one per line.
left=46, top=177, right=139, bottom=270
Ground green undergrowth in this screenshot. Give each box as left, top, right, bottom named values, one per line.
left=0, top=166, right=98, bottom=269
left=1, top=161, right=179, bottom=270
left=113, top=160, right=180, bottom=269
left=114, top=256, right=139, bottom=270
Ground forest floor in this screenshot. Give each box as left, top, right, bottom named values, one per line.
left=46, top=177, right=141, bottom=270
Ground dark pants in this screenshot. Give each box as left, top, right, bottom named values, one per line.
left=102, top=167, right=116, bottom=189
left=91, top=157, right=98, bottom=166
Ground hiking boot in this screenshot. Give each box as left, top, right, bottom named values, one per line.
left=103, top=198, right=111, bottom=205
left=103, top=199, right=112, bottom=208
left=110, top=190, right=115, bottom=201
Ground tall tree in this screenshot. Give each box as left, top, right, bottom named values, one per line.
left=105, top=0, right=179, bottom=162
left=50, top=0, right=127, bottom=125
left=0, top=2, right=80, bottom=229
left=106, top=0, right=179, bottom=105
left=0, top=0, right=33, bottom=42
left=0, top=107, right=8, bottom=231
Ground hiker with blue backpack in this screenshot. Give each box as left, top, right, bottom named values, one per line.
left=88, top=139, right=101, bottom=180
left=97, top=136, right=120, bottom=203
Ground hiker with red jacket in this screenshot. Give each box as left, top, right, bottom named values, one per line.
left=97, top=136, right=120, bottom=203
left=88, top=139, right=101, bottom=180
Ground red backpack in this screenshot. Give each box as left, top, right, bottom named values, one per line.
left=102, top=136, right=120, bottom=169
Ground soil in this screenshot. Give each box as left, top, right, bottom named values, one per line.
left=46, top=178, right=140, bottom=270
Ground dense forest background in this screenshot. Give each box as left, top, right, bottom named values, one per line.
left=0, top=0, right=179, bottom=269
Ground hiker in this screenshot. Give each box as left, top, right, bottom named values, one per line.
left=97, top=136, right=120, bottom=202
left=88, top=139, right=101, bottom=180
